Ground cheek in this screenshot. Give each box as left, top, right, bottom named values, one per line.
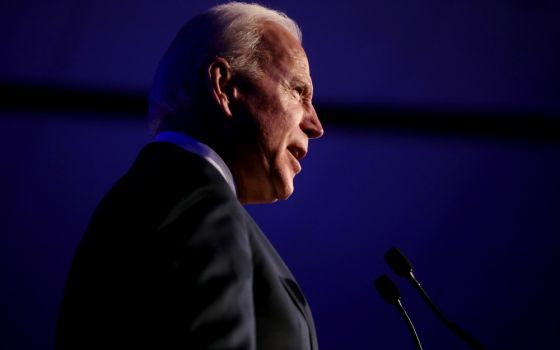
left=258, top=118, right=290, bottom=154
left=272, top=147, right=298, bottom=181
left=253, top=98, right=300, bottom=162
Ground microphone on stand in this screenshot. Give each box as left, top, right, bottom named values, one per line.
left=374, top=274, right=424, bottom=350
left=384, top=247, right=486, bottom=350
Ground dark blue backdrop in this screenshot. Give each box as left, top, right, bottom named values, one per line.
left=1, top=1, right=559, bottom=349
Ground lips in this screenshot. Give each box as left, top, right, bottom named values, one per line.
left=287, top=144, right=307, bottom=161
left=287, top=144, right=306, bottom=174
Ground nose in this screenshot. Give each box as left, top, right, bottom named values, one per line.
left=301, top=104, right=324, bottom=139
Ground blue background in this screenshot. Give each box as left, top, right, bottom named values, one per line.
left=1, top=1, right=559, bottom=349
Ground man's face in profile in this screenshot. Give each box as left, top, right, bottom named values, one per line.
left=231, top=22, right=324, bottom=204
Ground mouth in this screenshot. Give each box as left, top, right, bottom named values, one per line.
left=287, top=145, right=307, bottom=174
left=287, top=144, right=307, bottom=161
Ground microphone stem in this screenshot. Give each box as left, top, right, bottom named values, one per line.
left=395, top=299, right=424, bottom=350
left=408, top=273, right=486, bottom=350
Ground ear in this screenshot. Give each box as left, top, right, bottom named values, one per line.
left=208, top=56, right=238, bottom=118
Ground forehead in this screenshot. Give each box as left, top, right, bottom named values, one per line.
left=258, top=22, right=311, bottom=84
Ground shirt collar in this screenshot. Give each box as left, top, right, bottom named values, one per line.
left=154, top=131, right=237, bottom=196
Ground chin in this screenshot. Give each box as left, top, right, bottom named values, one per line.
left=238, top=168, right=295, bottom=204
left=251, top=179, right=294, bottom=203
left=238, top=183, right=288, bottom=204
left=275, top=191, right=292, bottom=201
left=253, top=184, right=293, bottom=203
left=273, top=177, right=295, bottom=201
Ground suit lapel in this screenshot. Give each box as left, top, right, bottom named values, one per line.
left=281, top=277, right=318, bottom=349
left=244, top=211, right=318, bottom=349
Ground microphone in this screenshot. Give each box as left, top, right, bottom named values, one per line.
left=385, top=248, right=486, bottom=350
left=374, top=274, right=424, bottom=350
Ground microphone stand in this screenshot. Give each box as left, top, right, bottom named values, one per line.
left=407, top=271, right=486, bottom=350
left=385, top=248, right=486, bottom=350
left=374, top=275, right=424, bottom=350
left=395, top=298, right=424, bottom=350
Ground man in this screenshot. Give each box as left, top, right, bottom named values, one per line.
left=56, top=2, right=323, bottom=349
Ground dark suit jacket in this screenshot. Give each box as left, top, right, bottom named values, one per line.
left=56, top=141, right=318, bottom=350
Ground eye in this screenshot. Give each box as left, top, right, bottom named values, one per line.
left=293, top=85, right=311, bottom=102
left=293, top=86, right=305, bottom=96
left=288, top=80, right=312, bottom=103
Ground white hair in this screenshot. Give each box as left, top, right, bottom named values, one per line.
left=148, top=2, right=302, bottom=133
left=210, top=2, right=302, bottom=77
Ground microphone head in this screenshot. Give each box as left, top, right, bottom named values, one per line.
left=374, top=274, right=401, bottom=305
left=385, top=247, right=413, bottom=277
